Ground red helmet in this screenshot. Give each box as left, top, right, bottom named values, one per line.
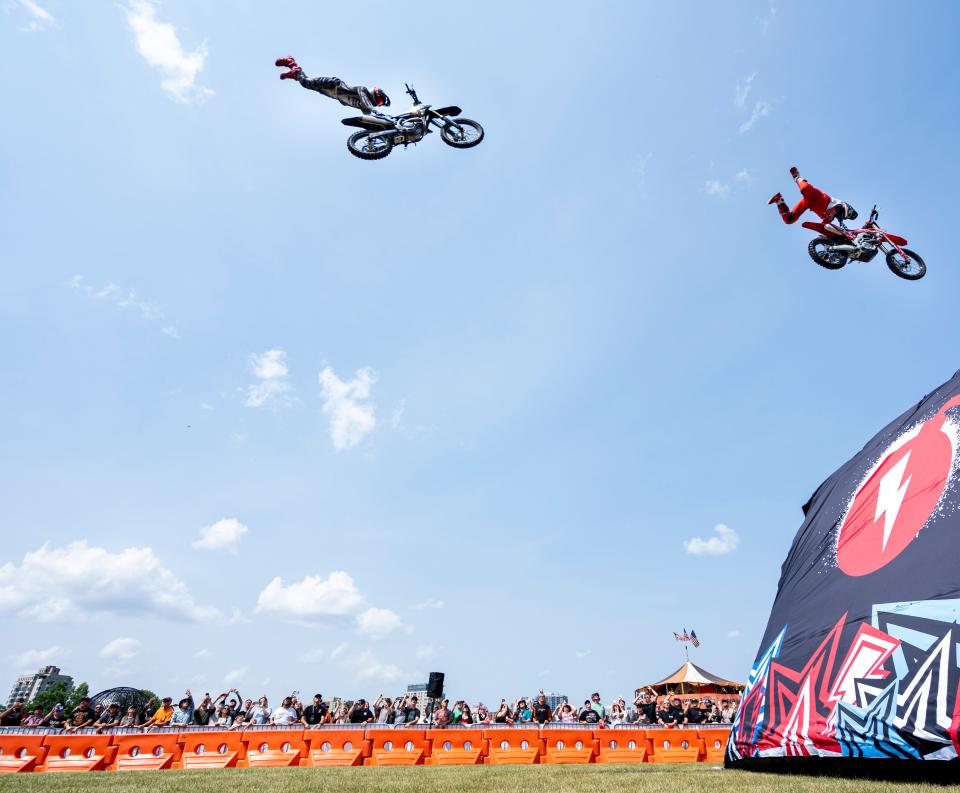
left=371, top=86, right=391, bottom=107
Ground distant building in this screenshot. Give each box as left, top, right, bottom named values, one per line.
left=8, top=666, right=73, bottom=706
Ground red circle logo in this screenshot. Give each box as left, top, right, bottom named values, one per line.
left=836, top=399, right=960, bottom=576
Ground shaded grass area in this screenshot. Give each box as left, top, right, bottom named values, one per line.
left=2, top=765, right=959, bottom=793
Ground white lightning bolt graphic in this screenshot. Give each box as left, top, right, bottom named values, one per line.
left=875, top=451, right=913, bottom=551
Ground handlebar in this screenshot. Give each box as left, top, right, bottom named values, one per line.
left=404, top=82, right=420, bottom=104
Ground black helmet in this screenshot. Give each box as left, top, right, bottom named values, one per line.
left=371, top=86, right=390, bottom=107
left=837, top=201, right=858, bottom=221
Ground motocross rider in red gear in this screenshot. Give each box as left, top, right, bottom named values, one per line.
left=769, top=167, right=857, bottom=226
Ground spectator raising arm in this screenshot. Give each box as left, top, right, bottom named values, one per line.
left=0, top=701, right=26, bottom=727
left=169, top=690, right=195, bottom=727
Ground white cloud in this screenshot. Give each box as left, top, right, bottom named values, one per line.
left=255, top=571, right=366, bottom=622
left=704, top=180, right=730, bottom=199
left=356, top=607, right=403, bottom=640
left=319, top=366, right=377, bottom=451
left=575, top=649, right=592, bottom=659
left=8, top=645, right=65, bottom=670
left=16, top=0, right=55, bottom=31
left=415, top=643, right=438, bottom=660
left=633, top=152, right=654, bottom=187
left=256, top=572, right=405, bottom=639
left=735, top=73, right=757, bottom=108
left=99, top=637, right=141, bottom=662
left=244, top=349, right=296, bottom=409
left=760, top=2, right=777, bottom=34
left=194, top=648, right=212, bottom=660
left=413, top=598, right=445, bottom=610
left=191, top=517, right=249, bottom=553
left=226, top=608, right=250, bottom=625
left=736, top=168, right=751, bottom=183
left=727, top=630, right=742, bottom=639
left=123, top=0, right=213, bottom=103
left=224, top=667, right=246, bottom=685
left=330, top=642, right=348, bottom=660
left=231, top=431, right=248, bottom=443
left=389, top=400, right=406, bottom=430
left=738, top=101, right=771, bottom=134
left=354, top=650, right=404, bottom=683
left=301, top=648, right=326, bottom=663
left=0, top=540, right=219, bottom=622
left=69, top=275, right=176, bottom=336
left=684, top=523, right=741, bottom=556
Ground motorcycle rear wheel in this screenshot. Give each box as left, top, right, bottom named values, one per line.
left=885, top=248, right=926, bottom=280
left=347, top=131, right=393, bottom=160
left=441, top=118, right=484, bottom=148
left=807, top=237, right=848, bottom=270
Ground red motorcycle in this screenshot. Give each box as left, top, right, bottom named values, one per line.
left=803, top=205, right=926, bottom=280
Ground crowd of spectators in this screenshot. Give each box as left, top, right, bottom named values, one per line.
left=0, top=685, right=739, bottom=733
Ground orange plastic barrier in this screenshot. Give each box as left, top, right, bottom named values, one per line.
left=111, top=733, right=182, bottom=771
left=595, top=730, right=650, bottom=763
left=645, top=729, right=702, bottom=763
left=540, top=729, right=597, bottom=764
left=697, top=728, right=731, bottom=762
left=366, top=729, right=428, bottom=766
left=175, top=731, right=246, bottom=769
left=0, top=724, right=735, bottom=772
left=483, top=729, right=543, bottom=764
left=303, top=730, right=370, bottom=767
left=40, top=734, right=117, bottom=772
left=241, top=729, right=306, bottom=768
left=0, top=735, right=47, bottom=773
left=426, top=729, right=485, bottom=765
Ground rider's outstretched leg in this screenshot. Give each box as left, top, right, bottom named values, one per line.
left=275, top=55, right=302, bottom=80
left=298, top=76, right=348, bottom=92
left=796, top=178, right=829, bottom=207
left=770, top=193, right=807, bottom=224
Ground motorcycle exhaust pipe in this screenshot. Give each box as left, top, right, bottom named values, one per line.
left=829, top=244, right=857, bottom=252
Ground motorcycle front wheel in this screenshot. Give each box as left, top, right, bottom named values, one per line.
left=347, top=131, right=393, bottom=160
left=885, top=248, right=926, bottom=280
left=441, top=118, right=484, bottom=148
left=807, top=237, right=848, bottom=270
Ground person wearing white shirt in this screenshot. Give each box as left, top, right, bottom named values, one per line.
left=271, top=697, right=299, bottom=726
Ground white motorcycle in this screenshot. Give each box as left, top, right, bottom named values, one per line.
left=342, top=84, right=484, bottom=160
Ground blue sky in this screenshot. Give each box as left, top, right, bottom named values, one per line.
left=2, top=0, right=960, bottom=706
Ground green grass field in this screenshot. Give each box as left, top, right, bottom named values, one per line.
left=1, top=764, right=957, bottom=793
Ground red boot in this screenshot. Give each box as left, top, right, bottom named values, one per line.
left=275, top=56, right=298, bottom=68
left=768, top=192, right=782, bottom=205
left=280, top=67, right=302, bottom=80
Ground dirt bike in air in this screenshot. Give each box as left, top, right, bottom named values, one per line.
left=804, top=205, right=926, bottom=280
left=342, top=84, right=484, bottom=161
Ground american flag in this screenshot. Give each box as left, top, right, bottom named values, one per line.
left=674, top=629, right=691, bottom=642
left=690, top=630, right=701, bottom=648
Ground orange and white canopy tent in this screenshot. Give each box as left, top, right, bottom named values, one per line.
left=640, top=661, right=744, bottom=696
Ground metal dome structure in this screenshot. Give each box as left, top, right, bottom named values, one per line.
left=89, top=686, right=150, bottom=715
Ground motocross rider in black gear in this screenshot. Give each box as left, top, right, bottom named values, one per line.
left=275, top=56, right=390, bottom=114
